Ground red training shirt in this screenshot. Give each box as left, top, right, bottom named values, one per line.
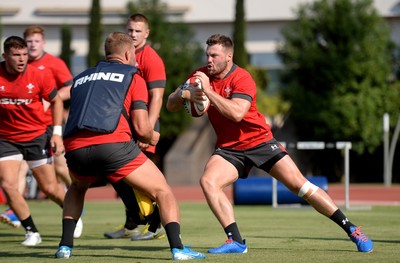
left=29, top=52, right=73, bottom=125
left=0, top=62, right=57, bottom=142
left=135, top=44, right=166, bottom=153
left=191, top=65, right=273, bottom=150
left=135, top=44, right=166, bottom=93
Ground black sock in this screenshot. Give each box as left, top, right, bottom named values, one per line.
left=329, top=209, right=355, bottom=235
left=224, top=222, right=243, bottom=244
left=21, top=215, right=38, bottom=233
left=164, top=222, right=183, bottom=250
left=59, top=218, right=77, bottom=248
left=112, top=181, right=142, bottom=227
left=148, top=205, right=161, bottom=233
left=124, top=210, right=138, bottom=230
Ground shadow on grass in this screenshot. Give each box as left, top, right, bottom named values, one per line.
left=250, top=234, right=400, bottom=244
left=0, top=244, right=171, bottom=260
left=250, top=234, right=347, bottom=242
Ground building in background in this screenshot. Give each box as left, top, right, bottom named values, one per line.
left=1, top=0, right=399, bottom=78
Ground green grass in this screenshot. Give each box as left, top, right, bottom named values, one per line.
left=1, top=200, right=400, bottom=262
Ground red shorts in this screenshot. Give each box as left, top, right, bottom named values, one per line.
left=144, top=145, right=156, bottom=154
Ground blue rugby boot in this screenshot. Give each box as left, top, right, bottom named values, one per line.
left=171, top=246, right=206, bottom=260
left=55, top=246, right=72, bottom=258
left=349, top=226, right=373, bottom=253
left=0, top=208, right=21, bottom=228
left=208, top=236, right=247, bottom=254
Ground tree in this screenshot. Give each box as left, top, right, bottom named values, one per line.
left=232, top=0, right=248, bottom=67
left=59, top=24, right=75, bottom=70
left=231, top=0, right=287, bottom=126
left=87, top=0, right=102, bottom=67
left=278, top=0, right=395, bottom=154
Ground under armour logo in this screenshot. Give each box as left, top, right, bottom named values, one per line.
left=26, top=83, right=35, bottom=94
left=342, top=218, right=349, bottom=225
left=271, top=144, right=278, bottom=151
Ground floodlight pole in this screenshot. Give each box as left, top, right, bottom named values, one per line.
left=388, top=115, right=400, bottom=186
left=343, top=142, right=351, bottom=210
left=272, top=177, right=278, bottom=208
left=383, top=113, right=390, bottom=186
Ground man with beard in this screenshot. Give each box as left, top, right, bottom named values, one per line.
left=166, top=34, right=373, bottom=254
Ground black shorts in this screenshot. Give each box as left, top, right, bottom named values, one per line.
left=65, top=140, right=146, bottom=184
left=213, top=138, right=288, bottom=178
left=0, top=133, right=51, bottom=161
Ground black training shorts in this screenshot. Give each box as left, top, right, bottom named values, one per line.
left=213, top=138, right=287, bottom=178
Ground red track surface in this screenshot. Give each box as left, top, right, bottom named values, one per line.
left=85, top=183, right=400, bottom=206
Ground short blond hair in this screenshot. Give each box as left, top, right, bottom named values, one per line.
left=104, top=32, right=134, bottom=57
left=23, top=25, right=45, bottom=39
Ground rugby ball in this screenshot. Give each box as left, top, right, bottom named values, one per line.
left=133, top=188, right=154, bottom=220
left=181, top=77, right=210, bottom=117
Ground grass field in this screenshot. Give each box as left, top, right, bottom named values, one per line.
left=1, top=200, right=399, bottom=262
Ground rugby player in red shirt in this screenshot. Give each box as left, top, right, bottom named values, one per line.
left=0, top=36, right=65, bottom=246
left=23, top=25, right=83, bottom=238
left=166, top=34, right=373, bottom=254
left=0, top=25, right=83, bottom=238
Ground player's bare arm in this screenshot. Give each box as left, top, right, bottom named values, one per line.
left=50, top=93, right=65, bottom=155
left=166, top=87, right=184, bottom=112
left=41, top=85, right=71, bottom=112
left=148, top=87, right=164, bottom=128
left=56, top=84, right=72, bottom=101
left=131, top=108, right=154, bottom=144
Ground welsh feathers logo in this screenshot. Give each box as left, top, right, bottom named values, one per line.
left=224, top=87, right=232, bottom=98
left=26, top=83, right=35, bottom=94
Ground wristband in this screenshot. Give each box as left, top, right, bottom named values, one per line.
left=53, top=125, right=62, bottom=136
left=179, top=89, right=185, bottom=100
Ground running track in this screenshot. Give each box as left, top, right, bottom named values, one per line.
left=86, top=183, right=400, bottom=206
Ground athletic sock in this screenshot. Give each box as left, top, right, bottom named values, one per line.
left=21, top=215, right=39, bottom=233
left=112, top=181, right=142, bottom=226
left=329, top=209, right=355, bottom=235
left=124, top=212, right=138, bottom=230
left=224, top=222, right=243, bottom=244
left=59, top=218, right=76, bottom=248
left=164, top=222, right=183, bottom=250
left=148, top=206, right=161, bottom=233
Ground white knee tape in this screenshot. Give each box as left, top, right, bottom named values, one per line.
left=298, top=181, right=318, bottom=198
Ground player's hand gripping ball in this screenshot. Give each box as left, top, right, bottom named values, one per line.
left=181, top=77, right=210, bottom=117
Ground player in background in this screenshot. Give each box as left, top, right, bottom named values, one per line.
left=104, top=13, right=165, bottom=241
left=166, top=34, right=374, bottom=254
left=55, top=32, right=205, bottom=260
left=0, top=25, right=83, bottom=238
left=0, top=36, right=66, bottom=246
left=24, top=25, right=74, bottom=190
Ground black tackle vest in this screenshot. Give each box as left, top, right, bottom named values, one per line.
left=64, top=61, right=138, bottom=138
